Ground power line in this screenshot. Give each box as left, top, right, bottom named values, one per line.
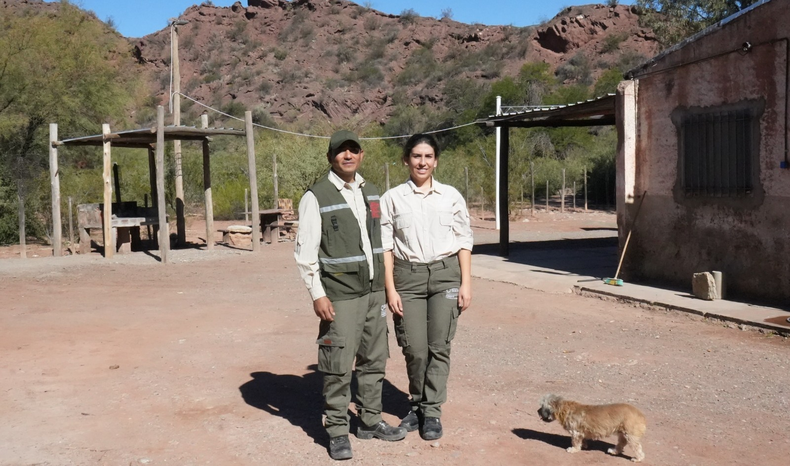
left=173, top=92, right=478, bottom=141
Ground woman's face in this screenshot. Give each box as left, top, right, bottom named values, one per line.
left=406, top=142, right=437, bottom=185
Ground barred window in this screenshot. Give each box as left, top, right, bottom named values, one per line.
left=679, top=106, right=759, bottom=197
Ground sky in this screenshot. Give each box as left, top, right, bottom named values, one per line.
left=62, top=0, right=635, bottom=38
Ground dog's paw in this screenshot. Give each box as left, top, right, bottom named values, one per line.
left=607, top=448, right=617, bottom=455
left=566, top=447, right=580, bottom=453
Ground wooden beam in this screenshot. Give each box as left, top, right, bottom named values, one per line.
left=246, top=111, right=261, bottom=251
left=499, top=127, right=510, bottom=257
left=49, top=123, right=62, bottom=257
left=102, top=123, right=114, bottom=259
left=156, top=106, right=169, bottom=263
left=173, top=22, right=185, bottom=249
left=201, top=114, right=214, bottom=251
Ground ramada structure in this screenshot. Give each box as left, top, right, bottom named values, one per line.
left=49, top=106, right=262, bottom=263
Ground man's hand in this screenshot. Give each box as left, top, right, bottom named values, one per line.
left=313, top=296, right=335, bottom=321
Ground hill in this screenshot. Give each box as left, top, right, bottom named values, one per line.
left=131, top=0, right=659, bottom=128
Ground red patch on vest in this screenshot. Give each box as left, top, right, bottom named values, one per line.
left=323, top=339, right=332, bottom=345
left=369, top=200, right=381, bottom=219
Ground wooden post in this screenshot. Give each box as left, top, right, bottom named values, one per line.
left=244, top=189, right=249, bottom=223
left=530, top=162, right=535, bottom=217
left=148, top=146, right=159, bottom=249
left=113, top=163, right=122, bottom=204
left=246, top=111, right=261, bottom=251
left=545, top=180, right=549, bottom=212
left=156, top=106, right=169, bottom=263
left=561, top=168, right=566, bottom=213
left=584, top=166, right=588, bottom=212
left=201, top=114, right=214, bottom=250
left=272, top=152, right=279, bottom=208
left=49, top=123, right=62, bottom=257
left=385, top=163, right=390, bottom=191
left=173, top=22, right=186, bottom=248
left=464, top=167, right=469, bottom=206
left=68, top=197, right=74, bottom=252
left=520, top=173, right=525, bottom=213
left=18, top=186, right=26, bottom=259
left=102, top=123, right=114, bottom=258
left=498, top=127, right=509, bottom=256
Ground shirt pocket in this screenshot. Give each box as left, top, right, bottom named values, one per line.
left=394, top=213, right=413, bottom=230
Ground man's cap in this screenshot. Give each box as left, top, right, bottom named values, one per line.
left=328, top=130, right=361, bottom=154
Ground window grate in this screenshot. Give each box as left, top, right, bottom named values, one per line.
left=681, top=109, right=754, bottom=197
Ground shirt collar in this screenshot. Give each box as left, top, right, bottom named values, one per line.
left=329, top=170, right=365, bottom=191
left=405, top=177, right=442, bottom=195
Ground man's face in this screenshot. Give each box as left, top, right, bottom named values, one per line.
left=328, top=141, right=364, bottom=182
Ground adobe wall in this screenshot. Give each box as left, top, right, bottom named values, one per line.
left=622, top=0, right=790, bottom=301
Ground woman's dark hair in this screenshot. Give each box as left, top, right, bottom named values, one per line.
left=402, top=133, right=441, bottom=160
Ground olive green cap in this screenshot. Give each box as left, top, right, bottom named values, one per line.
left=328, top=130, right=361, bottom=153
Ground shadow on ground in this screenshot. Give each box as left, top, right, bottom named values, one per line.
left=474, top=237, right=619, bottom=278
left=512, top=428, right=614, bottom=453
left=239, top=365, right=410, bottom=446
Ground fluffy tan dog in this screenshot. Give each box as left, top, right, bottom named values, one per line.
left=538, top=394, right=646, bottom=462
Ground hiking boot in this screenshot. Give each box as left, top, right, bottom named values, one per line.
left=328, top=435, right=353, bottom=461
left=399, top=410, right=420, bottom=432
left=420, top=417, right=443, bottom=440
left=356, top=420, right=407, bottom=441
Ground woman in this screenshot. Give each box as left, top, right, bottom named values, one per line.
left=380, top=133, right=473, bottom=441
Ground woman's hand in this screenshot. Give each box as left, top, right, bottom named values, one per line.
left=458, top=282, right=472, bottom=312
left=387, top=289, right=404, bottom=317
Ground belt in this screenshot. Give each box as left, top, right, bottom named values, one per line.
left=394, top=254, right=458, bottom=272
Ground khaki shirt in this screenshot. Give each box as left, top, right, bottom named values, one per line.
left=380, top=178, right=473, bottom=263
left=294, top=171, right=375, bottom=301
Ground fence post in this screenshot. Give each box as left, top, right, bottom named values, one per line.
left=530, top=162, right=535, bottom=217
left=68, top=197, right=74, bottom=252
left=545, top=180, right=549, bottom=212
left=584, top=166, right=588, bottom=212
left=464, top=167, right=469, bottom=206
left=561, top=168, right=566, bottom=213
left=385, top=163, right=390, bottom=191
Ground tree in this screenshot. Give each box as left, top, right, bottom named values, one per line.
left=637, top=0, right=759, bottom=47
left=0, top=1, right=139, bottom=244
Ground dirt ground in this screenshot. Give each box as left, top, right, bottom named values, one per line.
left=1, top=212, right=789, bottom=466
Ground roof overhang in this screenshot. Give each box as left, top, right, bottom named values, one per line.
left=58, top=125, right=246, bottom=149
left=476, top=94, right=616, bottom=128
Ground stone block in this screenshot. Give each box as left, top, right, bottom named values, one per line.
left=692, top=272, right=717, bottom=300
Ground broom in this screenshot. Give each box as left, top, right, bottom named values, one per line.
left=604, top=191, right=647, bottom=286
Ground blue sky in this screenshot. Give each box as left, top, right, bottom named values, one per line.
left=65, top=0, right=634, bottom=38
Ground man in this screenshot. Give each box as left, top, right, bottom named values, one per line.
left=294, top=130, right=406, bottom=461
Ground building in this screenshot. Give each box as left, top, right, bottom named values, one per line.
left=617, top=0, right=789, bottom=302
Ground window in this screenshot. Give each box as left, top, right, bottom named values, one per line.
left=678, top=104, right=761, bottom=197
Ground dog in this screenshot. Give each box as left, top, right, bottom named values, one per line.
left=538, top=394, right=646, bottom=462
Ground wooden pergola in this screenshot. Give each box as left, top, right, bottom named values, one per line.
left=475, top=94, right=617, bottom=256
left=49, top=106, right=262, bottom=263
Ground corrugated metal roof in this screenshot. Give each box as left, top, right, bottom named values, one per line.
left=626, top=0, right=772, bottom=78
left=59, top=125, right=246, bottom=148
left=476, top=94, right=616, bottom=128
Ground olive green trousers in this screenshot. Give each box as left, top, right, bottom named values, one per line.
left=392, top=257, right=461, bottom=419
left=316, top=290, right=388, bottom=438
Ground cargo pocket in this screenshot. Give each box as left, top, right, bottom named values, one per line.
left=393, top=315, right=409, bottom=348
left=446, top=305, right=460, bottom=343
left=316, top=336, right=346, bottom=374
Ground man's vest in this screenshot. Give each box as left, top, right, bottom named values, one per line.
left=308, top=173, right=385, bottom=301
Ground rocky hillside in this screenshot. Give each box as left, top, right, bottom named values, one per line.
left=5, top=0, right=659, bottom=128
left=131, top=0, right=659, bottom=127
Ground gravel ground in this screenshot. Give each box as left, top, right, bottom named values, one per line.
left=1, top=215, right=788, bottom=465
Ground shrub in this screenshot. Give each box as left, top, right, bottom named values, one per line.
left=601, top=32, right=628, bottom=54
left=399, top=8, right=418, bottom=25
left=273, top=48, right=288, bottom=61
